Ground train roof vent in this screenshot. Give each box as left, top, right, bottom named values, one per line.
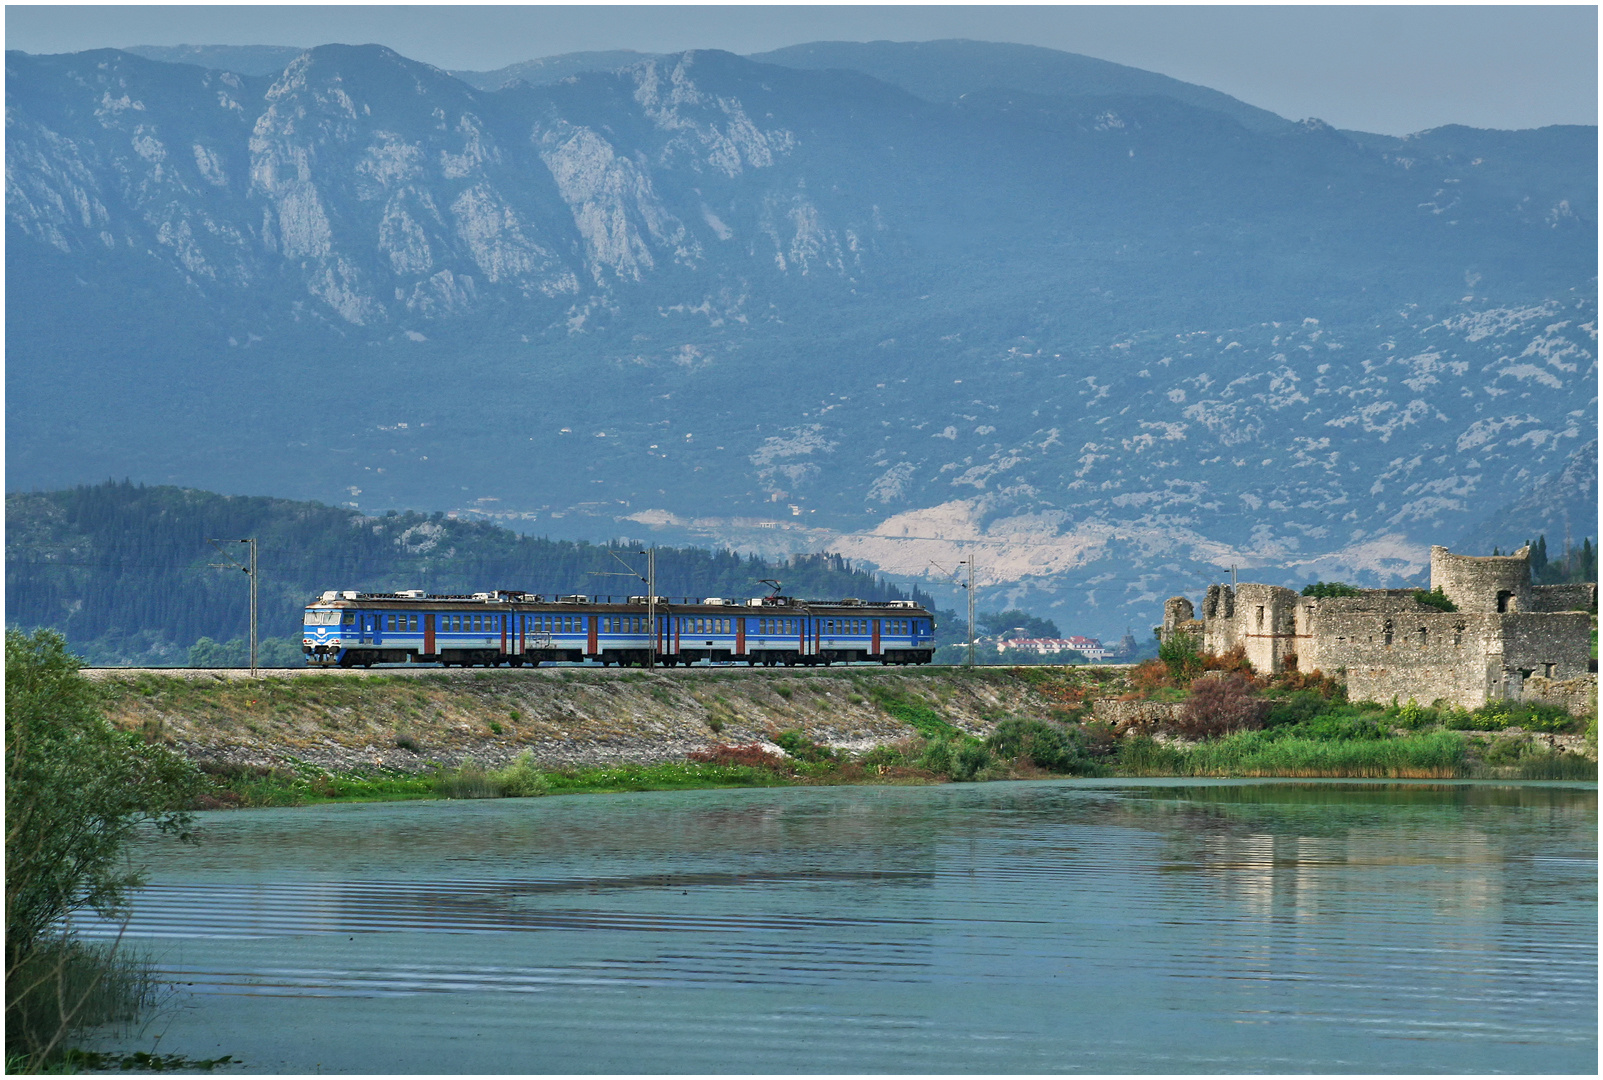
left=320, top=591, right=339, bottom=602
left=398, top=590, right=425, bottom=598
left=703, top=597, right=727, bottom=606
left=341, top=590, right=359, bottom=600
left=839, top=597, right=863, bottom=606
left=887, top=600, right=919, bottom=608
left=560, top=594, right=589, bottom=604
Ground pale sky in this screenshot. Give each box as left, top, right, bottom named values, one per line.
left=5, top=4, right=1597, bottom=135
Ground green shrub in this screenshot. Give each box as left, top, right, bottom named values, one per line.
left=494, top=752, right=549, bottom=798
left=1158, top=632, right=1204, bottom=682
left=1265, top=689, right=1331, bottom=729
left=949, top=741, right=995, bottom=782
left=1391, top=698, right=1446, bottom=730
left=985, top=718, right=1094, bottom=774
left=917, top=738, right=955, bottom=776
left=1448, top=700, right=1580, bottom=733
left=1290, top=713, right=1392, bottom=741
left=1301, top=581, right=1362, bottom=598
left=775, top=729, right=836, bottom=763
left=858, top=744, right=909, bottom=769
left=1412, top=587, right=1457, bottom=612
left=1480, top=734, right=1530, bottom=766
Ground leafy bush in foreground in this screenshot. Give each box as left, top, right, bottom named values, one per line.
left=6, top=630, right=204, bottom=1066
left=985, top=718, right=1097, bottom=775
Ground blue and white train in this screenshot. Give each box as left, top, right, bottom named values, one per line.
left=303, top=590, right=936, bottom=668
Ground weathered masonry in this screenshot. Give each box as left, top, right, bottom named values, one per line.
left=1159, top=546, right=1597, bottom=710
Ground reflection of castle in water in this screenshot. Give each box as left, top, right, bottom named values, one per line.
left=1160, top=545, right=1597, bottom=709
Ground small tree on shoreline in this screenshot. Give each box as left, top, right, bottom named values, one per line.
left=5, top=630, right=203, bottom=1067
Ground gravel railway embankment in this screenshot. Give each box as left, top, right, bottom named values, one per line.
left=90, top=665, right=1126, bottom=773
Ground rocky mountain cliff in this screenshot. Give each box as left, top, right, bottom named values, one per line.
left=6, top=42, right=1596, bottom=636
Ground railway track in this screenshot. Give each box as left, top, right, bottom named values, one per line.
left=82, top=663, right=1131, bottom=681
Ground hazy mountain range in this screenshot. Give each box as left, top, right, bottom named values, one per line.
left=7, top=40, right=1595, bottom=635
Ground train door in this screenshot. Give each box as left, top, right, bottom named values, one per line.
left=424, top=613, right=436, bottom=654
left=736, top=617, right=746, bottom=657
left=366, top=613, right=381, bottom=645
left=587, top=615, right=599, bottom=656
left=872, top=618, right=881, bottom=656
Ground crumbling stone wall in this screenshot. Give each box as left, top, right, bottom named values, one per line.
left=1431, top=545, right=1532, bottom=613
left=1521, top=674, right=1600, bottom=716
left=1160, top=544, right=1596, bottom=711
left=1531, top=583, right=1599, bottom=612
left=1204, top=583, right=1300, bottom=673
left=1093, top=698, right=1186, bottom=733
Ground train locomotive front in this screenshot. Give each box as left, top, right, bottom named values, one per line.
left=303, top=590, right=935, bottom=668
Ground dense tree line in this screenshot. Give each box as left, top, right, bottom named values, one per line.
left=6, top=482, right=932, bottom=665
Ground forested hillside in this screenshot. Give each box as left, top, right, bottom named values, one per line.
left=6, top=481, right=928, bottom=666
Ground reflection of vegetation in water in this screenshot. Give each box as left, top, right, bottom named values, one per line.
left=1099, top=779, right=1598, bottom=850
left=1123, top=781, right=1599, bottom=811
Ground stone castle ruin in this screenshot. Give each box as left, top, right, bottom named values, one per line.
left=1158, top=546, right=1598, bottom=712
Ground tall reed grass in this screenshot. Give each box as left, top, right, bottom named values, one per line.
left=6, top=937, right=161, bottom=1070
left=1118, top=730, right=1469, bottom=779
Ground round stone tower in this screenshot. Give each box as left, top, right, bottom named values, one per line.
left=1430, top=545, right=1532, bottom=613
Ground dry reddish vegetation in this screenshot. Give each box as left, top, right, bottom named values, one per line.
left=1177, top=674, right=1270, bottom=736
left=1125, top=639, right=1347, bottom=736
left=686, top=743, right=790, bottom=770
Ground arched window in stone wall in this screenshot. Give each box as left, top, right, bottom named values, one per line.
left=1383, top=619, right=1393, bottom=646
left=1452, top=624, right=1464, bottom=646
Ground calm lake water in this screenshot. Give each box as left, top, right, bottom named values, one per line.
left=89, top=780, right=1596, bottom=1073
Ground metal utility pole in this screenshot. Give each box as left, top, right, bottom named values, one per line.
left=209, top=538, right=257, bottom=677
left=960, top=559, right=977, bottom=668
left=647, top=546, right=657, bottom=671
left=930, top=557, right=978, bottom=667
left=597, top=546, right=657, bottom=670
